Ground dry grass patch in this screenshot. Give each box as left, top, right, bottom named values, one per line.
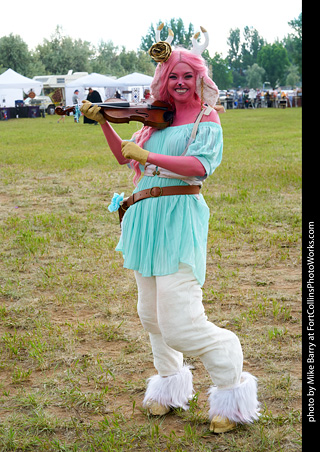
left=0, top=109, right=301, bottom=451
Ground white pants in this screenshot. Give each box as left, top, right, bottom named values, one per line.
left=135, top=263, right=243, bottom=388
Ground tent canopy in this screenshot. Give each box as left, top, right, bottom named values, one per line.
left=65, top=73, right=118, bottom=106
left=66, top=73, right=118, bottom=88
left=115, top=72, right=153, bottom=86
left=65, top=72, right=153, bottom=105
left=0, top=68, right=43, bottom=92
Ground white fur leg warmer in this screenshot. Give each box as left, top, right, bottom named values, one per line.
left=143, top=365, right=194, bottom=410
left=208, top=372, right=260, bottom=424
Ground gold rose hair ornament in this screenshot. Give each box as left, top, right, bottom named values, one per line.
left=148, top=23, right=174, bottom=63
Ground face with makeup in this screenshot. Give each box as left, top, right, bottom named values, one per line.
left=167, top=62, right=197, bottom=105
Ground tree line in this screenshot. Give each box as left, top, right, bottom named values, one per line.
left=0, top=14, right=301, bottom=90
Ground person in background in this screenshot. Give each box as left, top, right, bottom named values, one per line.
left=84, top=88, right=102, bottom=124
left=256, top=90, right=261, bottom=108
left=72, top=89, right=79, bottom=105
left=144, top=89, right=151, bottom=99
left=243, top=89, right=249, bottom=108
left=39, top=99, right=46, bottom=118
left=57, top=102, right=65, bottom=123
left=72, top=90, right=80, bottom=122
left=266, top=91, right=272, bottom=108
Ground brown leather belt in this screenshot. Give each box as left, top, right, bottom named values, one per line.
left=118, top=185, right=200, bottom=223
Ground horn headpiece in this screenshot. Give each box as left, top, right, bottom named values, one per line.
left=191, top=26, right=209, bottom=55
left=149, top=23, right=209, bottom=63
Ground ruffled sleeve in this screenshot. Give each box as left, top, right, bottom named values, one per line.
left=185, top=122, right=223, bottom=178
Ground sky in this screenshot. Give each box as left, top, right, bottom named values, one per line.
left=1, top=0, right=302, bottom=58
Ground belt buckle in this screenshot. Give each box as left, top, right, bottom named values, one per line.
left=120, top=203, right=128, bottom=212
left=149, top=186, right=163, bottom=197
left=120, top=197, right=129, bottom=210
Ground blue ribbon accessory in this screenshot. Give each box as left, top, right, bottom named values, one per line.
left=108, top=192, right=124, bottom=212
left=74, top=104, right=81, bottom=123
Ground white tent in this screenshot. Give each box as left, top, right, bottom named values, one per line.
left=115, top=72, right=153, bottom=86
left=65, top=72, right=118, bottom=106
left=0, top=68, right=43, bottom=90
left=115, top=72, right=153, bottom=102
left=0, top=68, right=43, bottom=107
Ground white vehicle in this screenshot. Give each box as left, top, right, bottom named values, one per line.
left=218, top=90, right=227, bottom=101
left=24, top=96, right=56, bottom=114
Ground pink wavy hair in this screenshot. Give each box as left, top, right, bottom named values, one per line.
left=130, top=48, right=218, bottom=185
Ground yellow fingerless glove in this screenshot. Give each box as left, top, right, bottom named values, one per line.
left=80, top=100, right=106, bottom=124
left=121, top=141, right=149, bottom=165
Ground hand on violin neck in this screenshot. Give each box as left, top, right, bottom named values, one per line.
left=80, top=100, right=106, bottom=124
left=121, top=141, right=149, bottom=165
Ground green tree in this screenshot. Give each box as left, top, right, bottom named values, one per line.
left=227, top=28, right=245, bottom=87
left=91, top=40, right=124, bottom=76
left=204, top=51, right=233, bottom=89
left=227, top=26, right=265, bottom=88
left=288, top=12, right=302, bottom=39
left=227, top=28, right=241, bottom=68
left=246, top=63, right=265, bottom=89
left=119, top=49, right=155, bottom=76
left=241, top=26, right=265, bottom=68
left=285, top=65, right=300, bottom=88
left=26, top=52, right=46, bottom=78
left=35, top=26, right=92, bottom=74
left=257, top=42, right=290, bottom=88
left=90, top=42, right=155, bottom=77
left=0, top=34, right=30, bottom=75
left=140, top=18, right=194, bottom=53
left=285, top=12, right=302, bottom=75
left=135, top=51, right=156, bottom=76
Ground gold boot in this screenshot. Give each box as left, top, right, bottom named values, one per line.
left=145, top=400, right=171, bottom=416
left=209, top=415, right=237, bottom=433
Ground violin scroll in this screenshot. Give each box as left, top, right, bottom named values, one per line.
left=55, top=105, right=76, bottom=116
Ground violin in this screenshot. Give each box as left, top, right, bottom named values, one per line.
left=55, top=100, right=175, bottom=129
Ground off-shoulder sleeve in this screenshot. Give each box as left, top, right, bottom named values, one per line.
left=185, top=122, right=223, bottom=178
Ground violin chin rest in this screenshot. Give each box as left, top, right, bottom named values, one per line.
left=163, top=111, right=174, bottom=124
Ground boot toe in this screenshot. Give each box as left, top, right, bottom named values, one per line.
left=145, top=400, right=171, bottom=416
left=209, top=415, right=237, bottom=433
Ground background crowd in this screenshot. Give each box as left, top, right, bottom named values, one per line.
left=219, top=87, right=302, bottom=109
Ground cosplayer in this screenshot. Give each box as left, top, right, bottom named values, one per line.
left=81, top=24, right=260, bottom=433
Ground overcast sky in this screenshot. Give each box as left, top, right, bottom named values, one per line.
left=2, top=0, right=302, bottom=58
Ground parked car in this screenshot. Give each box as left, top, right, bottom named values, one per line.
left=218, top=90, right=227, bottom=101
left=24, top=96, right=56, bottom=115
left=218, top=90, right=235, bottom=109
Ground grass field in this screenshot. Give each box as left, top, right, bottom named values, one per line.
left=0, top=108, right=302, bottom=451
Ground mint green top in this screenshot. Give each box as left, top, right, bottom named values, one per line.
left=115, top=122, right=223, bottom=286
